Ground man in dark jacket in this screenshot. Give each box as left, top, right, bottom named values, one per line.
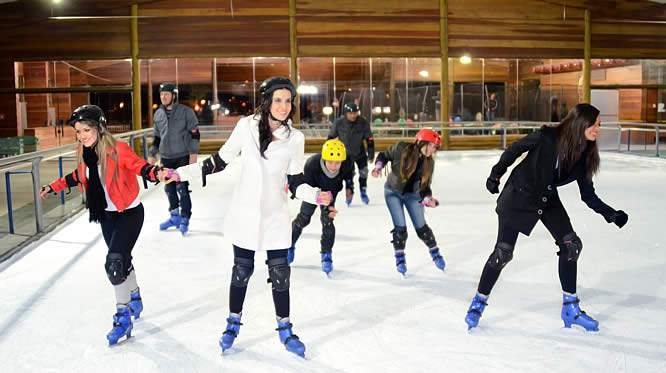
left=149, top=82, right=200, bottom=235
left=328, top=103, right=374, bottom=206
left=289, top=139, right=353, bottom=274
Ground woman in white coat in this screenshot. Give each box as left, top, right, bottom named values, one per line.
left=163, top=77, right=331, bottom=358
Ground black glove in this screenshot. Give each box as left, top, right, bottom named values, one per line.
left=201, top=153, right=227, bottom=187
left=486, top=176, right=500, bottom=194
left=611, top=210, right=628, bottom=228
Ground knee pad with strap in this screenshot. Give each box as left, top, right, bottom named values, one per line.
left=416, top=224, right=437, bottom=248
left=105, top=253, right=127, bottom=285
left=391, top=226, right=408, bottom=250
left=293, top=212, right=312, bottom=229
left=231, top=257, right=254, bottom=288
left=558, top=232, right=583, bottom=262
left=266, top=257, right=290, bottom=292
left=487, top=242, right=514, bottom=270
left=359, top=165, right=369, bottom=179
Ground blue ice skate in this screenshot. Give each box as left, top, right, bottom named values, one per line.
left=159, top=209, right=181, bottom=231
left=465, top=293, right=488, bottom=330
left=276, top=318, right=306, bottom=357
left=561, top=294, right=599, bottom=332
left=360, top=187, right=369, bottom=205
left=429, top=247, right=446, bottom=271
left=287, top=247, right=295, bottom=264
left=107, top=306, right=133, bottom=345
left=179, top=217, right=189, bottom=236
left=321, top=252, right=333, bottom=274
left=129, top=288, right=143, bottom=319
left=219, top=313, right=242, bottom=352
left=394, top=250, right=407, bottom=275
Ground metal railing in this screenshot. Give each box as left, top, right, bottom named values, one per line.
left=0, top=128, right=154, bottom=239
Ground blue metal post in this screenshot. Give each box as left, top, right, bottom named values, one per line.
left=627, top=129, right=631, bottom=152
left=58, top=156, right=64, bottom=205
left=58, top=156, right=76, bottom=205
left=142, top=134, right=147, bottom=160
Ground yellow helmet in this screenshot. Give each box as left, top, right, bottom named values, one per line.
left=322, top=139, right=346, bottom=161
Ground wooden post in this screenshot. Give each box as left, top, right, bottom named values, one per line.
left=440, top=0, right=450, bottom=150
left=583, top=9, right=591, bottom=104
left=289, top=0, right=300, bottom=124
left=131, top=4, right=141, bottom=132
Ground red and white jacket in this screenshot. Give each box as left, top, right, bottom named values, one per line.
left=50, top=142, right=159, bottom=212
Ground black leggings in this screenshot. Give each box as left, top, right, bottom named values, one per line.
left=229, top=246, right=290, bottom=318
left=100, top=204, right=144, bottom=278
left=477, top=203, right=578, bottom=295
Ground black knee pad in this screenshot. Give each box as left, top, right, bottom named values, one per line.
left=320, top=210, right=334, bottom=227
left=266, top=257, right=290, bottom=292
left=391, top=226, right=408, bottom=250
left=359, top=165, right=369, bottom=179
left=558, top=232, right=583, bottom=262
left=176, top=181, right=190, bottom=195
left=416, top=224, right=437, bottom=248
left=105, top=253, right=127, bottom=285
left=293, top=212, right=311, bottom=229
left=487, top=242, right=514, bottom=270
left=231, top=257, right=254, bottom=288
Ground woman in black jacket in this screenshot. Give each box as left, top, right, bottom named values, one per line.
left=372, top=129, right=445, bottom=276
left=465, top=103, right=628, bottom=332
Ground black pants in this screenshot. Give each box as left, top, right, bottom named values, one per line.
left=291, top=202, right=336, bottom=253
left=346, top=156, right=369, bottom=190
left=477, top=200, right=578, bottom=295
left=100, top=204, right=144, bottom=278
left=229, top=246, right=290, bottom=318
left=162, top=155, right=192, bottom=219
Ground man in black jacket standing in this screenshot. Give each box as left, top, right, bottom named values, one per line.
left=328, top=103, right=374, bottom=206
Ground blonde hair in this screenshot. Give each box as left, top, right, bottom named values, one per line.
left=75, top=121, right=118, bottom=183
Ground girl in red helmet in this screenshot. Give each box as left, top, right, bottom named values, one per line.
left=371, top=129, right=445, bottom=276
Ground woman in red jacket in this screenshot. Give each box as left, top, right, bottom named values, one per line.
left=39, top=105, right=161, bottom=345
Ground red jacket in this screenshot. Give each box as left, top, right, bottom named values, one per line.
left=50, top=142, right=158, bottom=212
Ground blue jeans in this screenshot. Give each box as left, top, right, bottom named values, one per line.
left=384, top=186, right=426, bottom=230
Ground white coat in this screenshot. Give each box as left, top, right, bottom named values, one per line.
left=176, top=114, right=320, bottom=251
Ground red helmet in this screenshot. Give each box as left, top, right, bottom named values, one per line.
left=415, top=129, right=441, bottom=147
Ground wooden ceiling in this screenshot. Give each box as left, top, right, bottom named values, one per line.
left=0, top=0, right=664, bottom=61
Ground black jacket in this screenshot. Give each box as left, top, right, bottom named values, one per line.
left=376, top=141, right=433, bottom=198
left=327, top=117, right=374, bottom=161
left=491, top=126, right=616, bottom=235
left=304, top=153, right=354, bottom=205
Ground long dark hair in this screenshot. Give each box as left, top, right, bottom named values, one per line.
left=400, top=141, right=434, bottom=190
left=253, top=91, right=295, bottom=159
left=556, top=103, right=600, bottom=180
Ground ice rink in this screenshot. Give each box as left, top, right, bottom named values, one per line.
left=1, top=150, right=665, bottom=373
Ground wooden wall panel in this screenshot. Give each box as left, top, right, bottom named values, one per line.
left=592, top=22, right=666, bottom=58
left=296, top=0, right=440, bottom=57
left=138, top=16, right=290, bottom=57
left=619, top=89, right=643, bottom=121
left=449, top=0, right=585, bottom=58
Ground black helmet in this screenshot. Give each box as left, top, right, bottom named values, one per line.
left=69, top=105, right=107, bottom=130
left=343, top=103, right=359, bottom=114
left=159, top=82, right=177, bottom=95
left=259, top=77, right=296, bottom=103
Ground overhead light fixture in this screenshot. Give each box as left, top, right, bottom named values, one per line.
left=322, top=106, right=333, bottom=115
left=211, top=103, right=220, bottom=110
left=419, top=70, right=429, bottom=77
left=53, top=0, right=61, bottom=3
left=297, top=85, right=318, bottom=95
left=373, top=106, right=382, bottom=114
left=382, top=107, right=391, bottom=114
left=460, top=56, right=472, bottom=64
left=119, top=102, right=124, bottom=109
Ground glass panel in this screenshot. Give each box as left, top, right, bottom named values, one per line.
left=15, top=60, right=132, bottom=89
